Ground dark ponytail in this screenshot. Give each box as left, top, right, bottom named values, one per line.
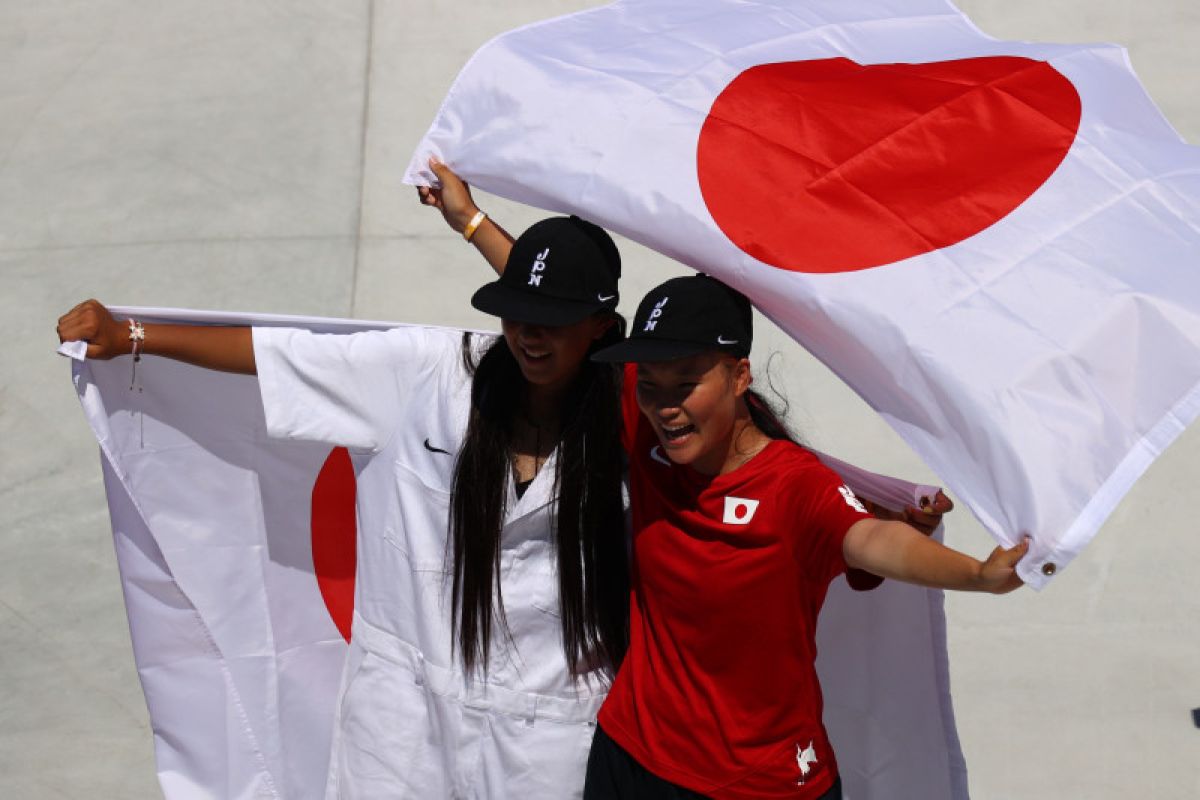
left=745, top=390, right=797, bottom=443
left=449, top=320, right=629, bottom=677
left=745, top=354, right=804, bottom=445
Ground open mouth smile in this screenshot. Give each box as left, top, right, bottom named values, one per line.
left=519, top=345, right=551, bottom=362
left=660, top=423, right=696, bottom=445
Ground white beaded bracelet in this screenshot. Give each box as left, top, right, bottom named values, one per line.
left=128, top=319, right=145, bottom=391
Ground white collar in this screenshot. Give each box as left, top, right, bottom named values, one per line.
left=504, top=445, right=559, bottom=526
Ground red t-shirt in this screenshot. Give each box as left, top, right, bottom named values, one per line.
left=600, top=366, right=871, bottom=799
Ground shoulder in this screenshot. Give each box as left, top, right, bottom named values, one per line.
left=762, top=442, right=857, bottom=505
left=358, top=325, right=494, bottom=376
left=253, top=324, right=493, bottom=397
left=764, top=441, right=831, bottom=479
left=404, top=329, right=500, bottom=393
left=382, top=324, right=477, bottom=355
left=253, top=322, right=470, bottom=353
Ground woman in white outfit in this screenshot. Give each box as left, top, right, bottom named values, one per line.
left=56, top=215, right=630, bottom=799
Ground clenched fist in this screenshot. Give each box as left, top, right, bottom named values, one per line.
left=57, top=300, right=130, bottom=360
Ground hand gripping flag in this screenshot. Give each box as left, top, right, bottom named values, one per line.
left=65, top=308, right=966, bottom=799
left=405, top=0, right=1200, bottom=589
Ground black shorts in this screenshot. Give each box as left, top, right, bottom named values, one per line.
left=584, top=724, right=843, bottom=800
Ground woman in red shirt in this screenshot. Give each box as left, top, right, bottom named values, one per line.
left=584, top=274, right=1028, bottom=800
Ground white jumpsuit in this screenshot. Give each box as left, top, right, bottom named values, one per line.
left=253, top=325, right=610, bottom=799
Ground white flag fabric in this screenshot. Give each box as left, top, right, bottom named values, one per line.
left=404, top=0, right=1200, bottom=589
left=67, top=307, right=966, bottom=799
left=67, top=308, right=391, bottom=800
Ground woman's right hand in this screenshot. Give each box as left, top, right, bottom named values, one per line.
left=56, top=300, right=257, bottom=374
left=57, top=299, right=130, bottom=360
left=417, top=158, right=480, bottom=235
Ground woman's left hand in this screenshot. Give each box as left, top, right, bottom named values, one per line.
left=975, top=537, right=1030, bottom=594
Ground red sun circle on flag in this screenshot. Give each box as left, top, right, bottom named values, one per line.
left=696, top=56, right=1082, bottom=273
left=311, top=446, right=357, bottom=643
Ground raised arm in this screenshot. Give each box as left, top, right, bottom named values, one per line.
left=416, top=158, right=515, bottom=274
left=843, top=517, right=1029, bottom=594
left=57, top=299, right=256, bottom=374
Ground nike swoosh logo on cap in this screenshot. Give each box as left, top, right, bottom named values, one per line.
left=717, top=336, right=739, bottom=345
left=650, top=446, right=671, bottom=466
left=597, top=293, right=616, bottom=302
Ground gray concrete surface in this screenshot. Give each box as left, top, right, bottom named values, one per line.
left=3, top=1, right=1197, bottom=797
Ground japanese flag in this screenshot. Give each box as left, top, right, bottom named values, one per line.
left=65, top=308, right=966, bottom=799
left=61, top=308, right=375, bottom=799
left=405, top=0, right=1200, bottom=588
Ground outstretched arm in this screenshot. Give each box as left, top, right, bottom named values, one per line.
left=57, top=299, right=256, bottom=374
left=843, top=517, right=1028, bottom=594
left=416, top=158, right=515, bottom=275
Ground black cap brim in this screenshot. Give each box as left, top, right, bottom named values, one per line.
left=590, top=337, right=712, bottom=363
left=471, top=282, right=607, bottom=326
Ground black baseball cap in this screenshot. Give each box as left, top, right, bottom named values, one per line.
left=471, top=216, right=620, bottom=326
left=592, top=274, right=752, bottom=363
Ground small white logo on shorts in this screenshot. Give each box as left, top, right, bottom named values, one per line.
left=796, top=740, right=818, bottom=785
left=722, top=496, right=759, bottom=524
left=838, top=485, right=868, bottom=514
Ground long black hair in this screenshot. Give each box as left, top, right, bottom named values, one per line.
left=449, top=319, right=629, bottom=678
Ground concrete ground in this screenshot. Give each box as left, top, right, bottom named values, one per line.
left=3, top=1, right=1197, bottom=797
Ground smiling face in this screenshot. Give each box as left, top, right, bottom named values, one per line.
left=635, top=351, right=753, bottom=475
left=502, top=314, right=612, bottom=391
